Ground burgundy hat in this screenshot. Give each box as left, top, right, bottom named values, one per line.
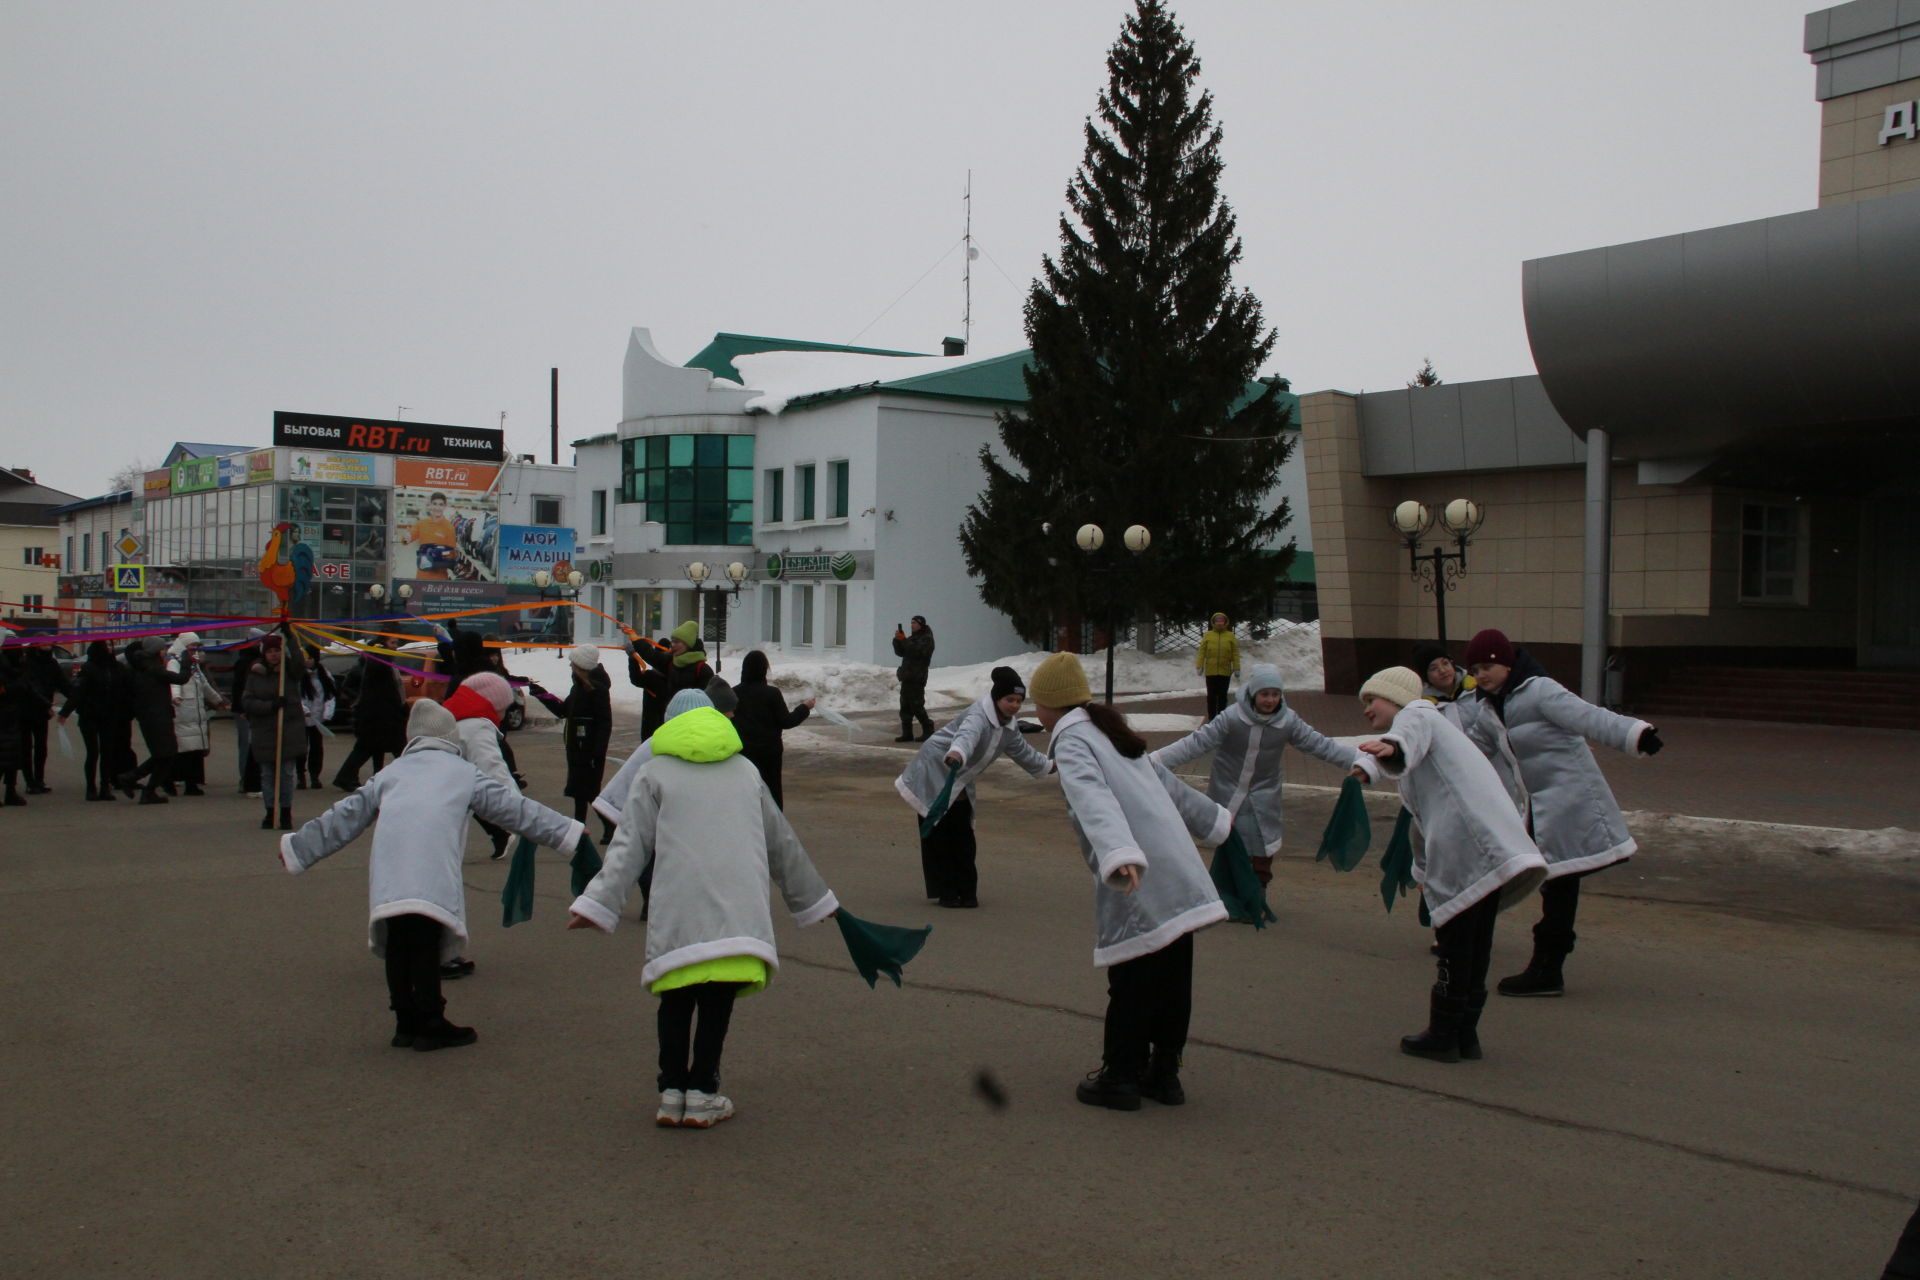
left=1463, top=628, right=1515, bottom=669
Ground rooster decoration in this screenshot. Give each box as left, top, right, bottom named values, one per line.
left=258, top=522, right=317, bottom=614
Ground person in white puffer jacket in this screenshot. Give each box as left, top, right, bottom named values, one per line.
left=278, top=699, right=584, bottom=1052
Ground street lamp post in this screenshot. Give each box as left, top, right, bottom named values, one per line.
left=684, top=560, right=752, bottom=673
left=1075, top=522, right=1152, bottom=705
left=1388, top=498, right=1487, bottom=648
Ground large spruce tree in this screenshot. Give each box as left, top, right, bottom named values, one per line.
left=960, top=0, right=1294, bottom=645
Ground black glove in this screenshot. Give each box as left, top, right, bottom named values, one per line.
left=1640, top=727, right=1663, bottom=756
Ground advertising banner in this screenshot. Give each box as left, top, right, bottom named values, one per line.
left=142, top=470, right=172, bottom=499
left=763, top=549, right=871, bottom=581
left=393, top=459, right=500, bottom=585
left=273, top=410, right=504, bottom=462
left=285, top=450, right=379, bottom=486
left=216, top=454, right=252, bottom=487
left=497, top=525, right=578, bottom=585
left=171, top=457, right=218, bottom=494
left=247, top=450, right=276, bottom=484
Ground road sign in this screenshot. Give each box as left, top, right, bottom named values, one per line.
left=111, top=565, right=145, bottom=593
left=114, top=534, right=144, bottom=560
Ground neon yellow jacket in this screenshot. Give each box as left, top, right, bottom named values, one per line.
left=1196, top=628, right=1239, bottom=677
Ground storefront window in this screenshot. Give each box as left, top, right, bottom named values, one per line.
left=1739, top=501, right=1805, bottom=603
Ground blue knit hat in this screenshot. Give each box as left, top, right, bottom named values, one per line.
left=664, top=689, right=713, bottom=721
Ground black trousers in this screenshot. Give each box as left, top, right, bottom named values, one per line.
left=333, top=741, right=390, bottom=784
left=898, top=679, right=931, bottom=731
left=383, top=913, right=445, bottom=1018
left=1434, top=892, right=1500, bottom=998
left=1533, top=869, right=1593, bottom=957
left=657, top=981, right=740, bottom=1093
left=1102, top=931, right=1194, bottom=1074
left=23, top=716, right=49, bottom=787
left=919, top=792, right=976, bottom=902
left=1204, top=675, right=1231, bottom=720
left=174, top=750, right=207, bottom=786
left=77, top=716, right=106, bottom=792
left=302, top=727, right=326, bottom=782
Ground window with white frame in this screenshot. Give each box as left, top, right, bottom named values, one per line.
left=761, top=584, right=782, bottom=643
left=592, top=490, right=608, bottom=536
left=1739, top=501, right=1806, bottom=603
left=21, top=594, right=43, bottom=610
left=796, top=465, right=816, bottom=521
left=829, top=460, right=850, bottom=519
left=21, top=546, right=42, bottom=565
left=826, top=584, right=848, bottom=646
left=532, top=495, right=564, bottom=526
left=763, top=468, right=783, bottom=524
left=795, top=584, right=815, bottom=645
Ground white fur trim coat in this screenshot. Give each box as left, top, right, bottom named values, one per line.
left=1477, top=671, right=1653, bottom=879
left=1049, top=708, right=1231, bottom=967
left=569, top=753, right=837, bottom=988
left=167, top=658, right=226, bottom=755
left=1151, top=693, right=1375, bottom=856
left=591, top=739, right=654, bottom=824
left=1376, top=700, right=1549, bottom=927
left=894, top=693, right=1054, bottom=821
left=278, top=737, right=584, bottom=960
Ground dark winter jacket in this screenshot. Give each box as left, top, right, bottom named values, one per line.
left=893, top=627, right=934, bottom=684
left=243, top=647, right=309, bottom=765
left=530, top=666, right=613, bottom=798
left=0, top=654, right=48, bottom=772
left=63, top=643, right=126, bottom=724
left=438, top=626, right=493, bottom=696
left=733, top=651, right=810, bottom=771
left=627, top=643, right=713, bottom=740
left=20, top=647, right=72, bottom=707
left=124, top=640, right=189, bottom=756
left=348, top=657, right=407, bottom=756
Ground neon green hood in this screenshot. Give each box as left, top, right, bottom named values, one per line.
left=649, top=706, right=741, bottom=762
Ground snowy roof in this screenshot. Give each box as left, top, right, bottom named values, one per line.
left=685, top=333, right=928, bottom=385
left=163, top=442, right=253, bottom=465
left=734, top=347, right=1031, bottom=415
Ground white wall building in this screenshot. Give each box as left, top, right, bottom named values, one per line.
left=578, top=328, right=1315, bottom=670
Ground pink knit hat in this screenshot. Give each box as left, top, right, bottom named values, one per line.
left=462, top=672, right=515, bottom=713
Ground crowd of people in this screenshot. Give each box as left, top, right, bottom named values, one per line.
left=4, top=608, right=1664, bottom=1130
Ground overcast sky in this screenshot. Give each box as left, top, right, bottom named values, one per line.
left=3, top=0, right=1825, bottom=497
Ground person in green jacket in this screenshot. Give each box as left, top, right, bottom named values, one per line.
left=1195, top=612, right=1239, bottom=720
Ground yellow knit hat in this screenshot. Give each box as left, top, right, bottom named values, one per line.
left=1358, top=666, right=1423, bottom=709
left=1028, top=651, right=1091, bottom=708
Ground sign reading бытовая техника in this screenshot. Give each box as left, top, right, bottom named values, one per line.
left=272, top=411, right=504, bottom=462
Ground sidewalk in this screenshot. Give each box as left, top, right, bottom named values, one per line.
left=1118, top=690, right=1920, bottom=832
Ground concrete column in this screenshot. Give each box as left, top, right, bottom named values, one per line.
left=1581, top=428, right=1611, bottom=703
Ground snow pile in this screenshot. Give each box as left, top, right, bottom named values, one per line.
left=733, top=347, right=1024, bottom=416
left=496, top=620, right=1324, bottom=722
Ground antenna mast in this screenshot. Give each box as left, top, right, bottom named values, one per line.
left=963, top=170, right=973, bottom=350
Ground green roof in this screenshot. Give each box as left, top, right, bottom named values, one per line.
left=684, top=332, right=928, bottom=385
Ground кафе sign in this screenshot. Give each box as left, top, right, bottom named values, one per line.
left=272, top=411, right=504, bottom=462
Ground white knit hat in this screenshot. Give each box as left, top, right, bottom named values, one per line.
left=568, top=644, right=601, bottom=671
left=1358, top=666, right=1423, bottom=709
left=405, top=698, right=460, bottom=744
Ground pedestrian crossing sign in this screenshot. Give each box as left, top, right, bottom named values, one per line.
left=112, top=564, right=145, bottom=593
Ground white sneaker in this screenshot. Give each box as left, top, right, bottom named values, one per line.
left=680, top=1090, right=734, bottom=1128
left=654, top=1089, right=686, bottom=1127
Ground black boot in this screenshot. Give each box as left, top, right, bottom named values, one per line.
left=1142, top=1050, right=1185, bottom=1105
left=1458, top=989, right=1488, bottom=1061
left=278, top=806, right=293, bottom=831
left=1401, top=984, right=1469, bottom=1063
left=1497, top=941, right=1568, bottom=997
left=389, top=999, right=419, bottom=1049
left=917, top=717, right=935, bottom=741
left=895, top=716, right=915, bottom=743
left=138, top=787, right=168, bottom=805
left=1075, top=1061, right=1142, bottom=1111
left=261, top=809, right=275, bottom=830
left=3, top=789, right=25, bottom=807
left=411, top=1001, right=477, bottom=1052
left=182, top=784, right=204, bottom=796
left=331, top=772, right=358, bottom=792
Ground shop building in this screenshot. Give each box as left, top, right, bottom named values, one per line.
left=573, top=330, right=1315, bottom=669
left=53, top=417, right=578, bottom=632
left=1303, top=0, right=1920, bottom=727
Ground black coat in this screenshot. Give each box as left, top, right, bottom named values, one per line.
left=124, top=643, right=189, bottom=757
left=893, top=628, right=934, bottom=683
left=0, top=659, right=48, bottom=772
left=531, top=667, right=612, bottom=798
left=348, top=658, right=407, bottom=755
left=627, top=645, right=712, bottom=740
left=734, top=679, right=810, bottom=769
